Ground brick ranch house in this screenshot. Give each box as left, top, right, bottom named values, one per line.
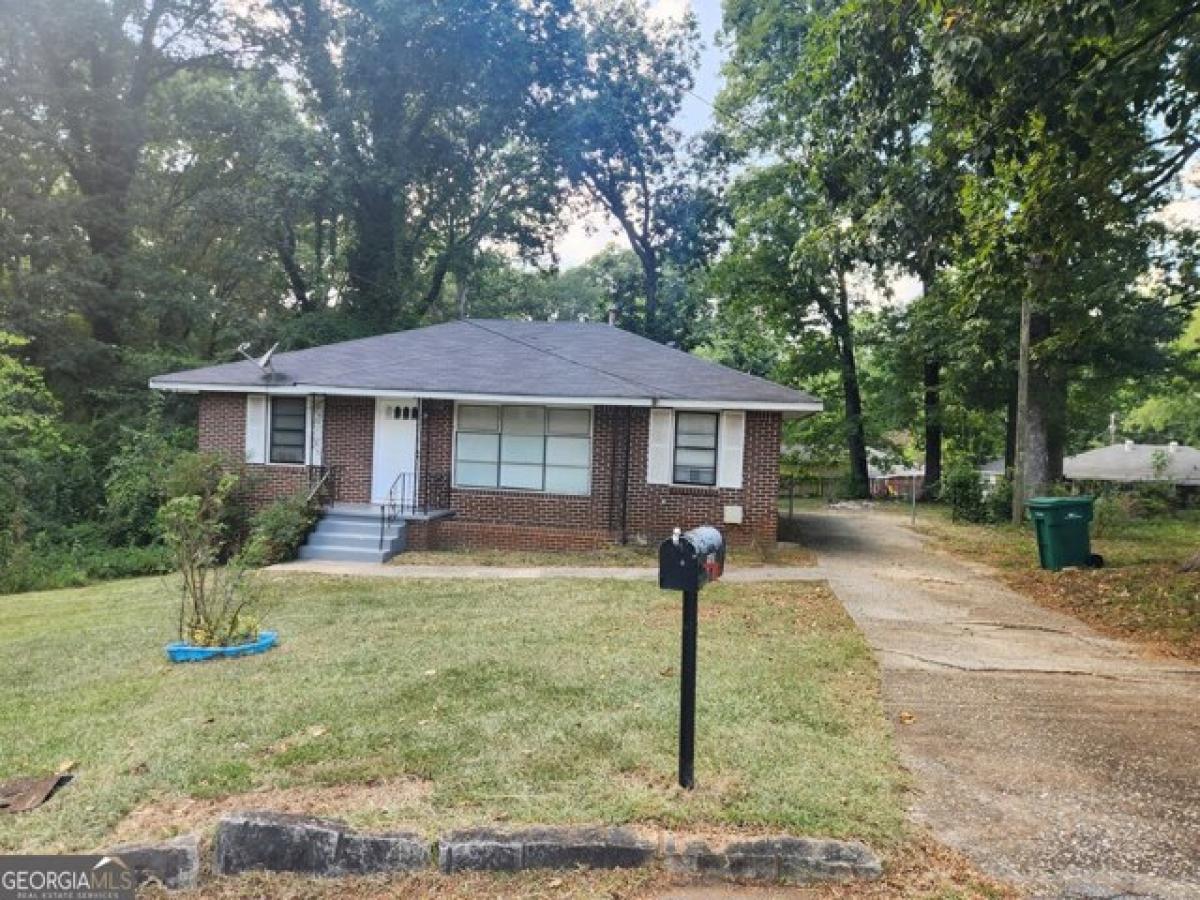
left=150, top=320, right=822, bottom=560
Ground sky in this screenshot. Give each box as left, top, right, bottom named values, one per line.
left=554, top=0, right=725, bottom=267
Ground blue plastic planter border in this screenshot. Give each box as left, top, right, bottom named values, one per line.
left=166, top=630, right=278, bottom=663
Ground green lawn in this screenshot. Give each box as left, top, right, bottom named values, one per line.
left=0, top=573, right=901, bottom=853
left=904, top=505, right=1200, bottom=658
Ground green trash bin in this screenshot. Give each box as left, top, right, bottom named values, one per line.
left=1026, top=496, right=1101, bottom=571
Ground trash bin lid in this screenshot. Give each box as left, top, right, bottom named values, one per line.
left=1026, top=495, right=1094, bottom=509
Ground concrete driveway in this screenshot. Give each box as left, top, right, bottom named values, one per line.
left=798, top=508, right=1200, bottom=900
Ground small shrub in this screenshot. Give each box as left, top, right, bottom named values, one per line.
left=985, top=474, right=1014, bottom=523
left=104, top=417, right=194, bottom=545
left=241, top=494, right=318, bottom=567
left=1092, top=493, right=1132, bottom=537
left=940, top=461, right=986, bottom=523
left=157, top=471, right=261, bottom=647
left=0, top=529, right=173, bottom=594
left=162, top=452, right=255, bottom=556
left=1132, top=482, right=1175, bottom=518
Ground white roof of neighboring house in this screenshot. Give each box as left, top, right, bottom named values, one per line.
left=979, top=457, right=1006, bottom=476
left=1063, top=441, right=1200, bottom=486
left=868, top=449, right=923, bottom=479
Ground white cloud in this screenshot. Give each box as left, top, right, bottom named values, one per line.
left=1158, top=197, right=1200, bottom=231
left=647, top=0, right=692, bottom=22
left=1155, top=161, right=1200, bottom=231
left=556, top=208, right=626, bottom=267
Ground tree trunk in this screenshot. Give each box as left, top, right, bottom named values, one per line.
left=922, top=357, right=942, bottom=499
left=834, top=270, right=870, bottom=498
left=347, top=183, right=398, bottom=328
left=1019, top=309, right=1065, bottom=504
left=1033, top=356, right=1068, bottom=484
left=643, top=254, right=659, bottom=339
left=1004, top=373, right=1018, bottom=472
left=277, top=225, right=311, bottom=311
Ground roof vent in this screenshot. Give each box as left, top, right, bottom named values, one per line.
left=1124, top=439, right=1134, bottom=452
left=607, top=305, right=618, bottom=326
left=1169, top=440, right=1179, bottom=454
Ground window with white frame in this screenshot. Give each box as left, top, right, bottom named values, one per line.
left=455, top=404, right=591, bottom=494
left=269, top=397, right=307, bottom=464
left=673, top=411, right=718, bottom=485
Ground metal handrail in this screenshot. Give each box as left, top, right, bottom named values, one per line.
left=377, top=471, right=451, bottom=549
left=306, top=465, right=334, bottom=503
left=379, top=470, right=413, bottom=550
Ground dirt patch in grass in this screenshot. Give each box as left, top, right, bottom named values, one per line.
left=905, top=507, right=1200, bottom=661
left=390, top=541, right=816, bottom=569
left=392, top=546, right=657, bottom=568
left=109, top=776, right=435, bottom=844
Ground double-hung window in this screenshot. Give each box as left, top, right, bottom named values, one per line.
left=673, top=412, right=718, bottom=485
left=455, top=404, right=591, bottom=494
left=269, top=397, right=307, bottom=464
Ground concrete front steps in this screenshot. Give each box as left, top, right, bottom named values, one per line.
left=298, top=504, right=405, bottom=563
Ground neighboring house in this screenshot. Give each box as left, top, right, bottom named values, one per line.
left=868, top=450, right=923, bottom=499
left=979, top=458, right=1007, bottom=494
left=151, top=320, right=822, bottom=560
left=1064, top=440, right=1200, bottom=487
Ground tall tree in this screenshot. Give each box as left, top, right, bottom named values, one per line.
left=713, top=165, right=872, bottom=495
left=927, top=0, right=1200, bottom=516
left=267, top=0, right=575, bottom=331
left=721, top=0, right=964, bottom=496
left=559, top=0, right=707, bottom=342
left=0, top=0, right=244, bottom=365
left=721, top=0, right=915, bottom=494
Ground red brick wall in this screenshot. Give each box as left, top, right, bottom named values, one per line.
left=197, top=392, right=246, bottom=458
left=197, top=393, right=780, bottom=549
left=624, top=410, right=781, bottom=547
left=196, top=393, right=374, bottom=506
left=323, top=396, right=373, bottom=503
left=416, top=400, right=778, bottom=550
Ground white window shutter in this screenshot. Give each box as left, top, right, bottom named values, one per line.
left=244, top=395, right=267, bottom=464
left=308, top=395, right=325, bottom=466
left=717, top=410, right=745, bottom=489
left=646, top=408, right=673, bottom=484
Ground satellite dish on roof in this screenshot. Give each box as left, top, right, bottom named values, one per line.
left=237, top=341, right=279, bottom=375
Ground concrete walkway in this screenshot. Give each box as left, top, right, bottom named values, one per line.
left=266, top=560, right=826, bottom=583
left=797, top=509, right=1200, bottom=900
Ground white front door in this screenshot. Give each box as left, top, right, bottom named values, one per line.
left=371, top=398, right=419, bottom=505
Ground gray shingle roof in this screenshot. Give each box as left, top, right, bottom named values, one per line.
left=150, top=319, right=822, bottom=411
left=1064, top=442, right=1200, bottom=485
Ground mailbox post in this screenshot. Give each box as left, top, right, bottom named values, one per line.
left=658, top=525, right=725, bottom=789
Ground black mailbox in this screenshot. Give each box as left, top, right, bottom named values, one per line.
left=659, top=526, right=725, bottom=591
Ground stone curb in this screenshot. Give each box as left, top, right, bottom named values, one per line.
left=203, top=812, right=882, bottom=886
left=103, top=834, right=200, bottom=890
left=439, top=826, right=656, bottom=873
left=214, top=811, right=429, bottom=877
left=662, top=833, right=883, bottom=882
